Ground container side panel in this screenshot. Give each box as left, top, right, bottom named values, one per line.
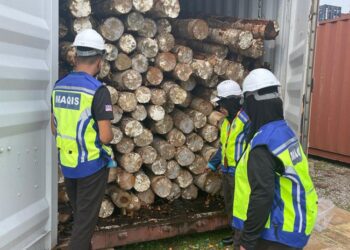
left=0, top=0, right=57, bottom=249
left=309, top=17, right=350, bottom=163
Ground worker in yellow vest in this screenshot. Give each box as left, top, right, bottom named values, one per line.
left=232, top=69, right=318, bottom=250
left=208, top=80, right=250, bottom=246
left=51, top=29, right=114, bottom=250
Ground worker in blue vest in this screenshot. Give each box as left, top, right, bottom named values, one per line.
left=51, top=29, right=115, bottom=250
left=232, top=69, right=318, bottom=250
left=208, top=80, right=250, bottom=246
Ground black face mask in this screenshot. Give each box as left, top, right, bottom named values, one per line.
left=244, top=88, right=284, bottom=142
left=218, top=96, right=242, bottom=121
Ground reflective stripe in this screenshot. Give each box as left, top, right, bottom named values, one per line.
left=235, top=132, right=245, bottom=162
left=238, top=111, right=249, bottom=123
left=285, top=174, right=303, bottom=233
left=56, top=133, right=76, bottom=141
left=54, top=86, right=96, bottom=95
left=77, top=108, right=91, bottom=162
left=272, top=137, right=298, bottom=155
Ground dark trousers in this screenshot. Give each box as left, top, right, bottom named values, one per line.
left=222, top=172, right=234, bottom=223
left=64, top=167, right=109, bottom=250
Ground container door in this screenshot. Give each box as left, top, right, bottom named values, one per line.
left=280, top=0, right=319, bottom=148
left=0, top=0, right=58, bottom=249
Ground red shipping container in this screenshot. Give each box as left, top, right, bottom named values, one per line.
left=309, top=15, right=350, bottom=163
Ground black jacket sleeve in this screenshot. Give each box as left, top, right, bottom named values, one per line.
left=240, top=146, right=284, bottom=250
left=92, top=86, right=114, bottom=121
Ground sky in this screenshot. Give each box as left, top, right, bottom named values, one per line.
left=320, top=0, right=350, bottom=13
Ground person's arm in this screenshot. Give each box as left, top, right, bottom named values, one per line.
left=240, top=146, right=281, bottom=250
left=208, top=146, right=222, bottom=171
left=92, top=86, right=114, bottom=145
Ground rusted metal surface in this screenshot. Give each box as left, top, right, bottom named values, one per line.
left=309, top=15, right=350, bottom=163
left=91, top=211, right=228, bottom=249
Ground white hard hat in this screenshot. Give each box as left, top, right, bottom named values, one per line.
left=212, top=80, right=242, bottom=103
left=242, top=68, right=281, bottom=93
left=72, top=29, right=105, bottom=52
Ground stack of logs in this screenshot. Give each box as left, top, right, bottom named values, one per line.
left=58, top=0, right=279, bottom=220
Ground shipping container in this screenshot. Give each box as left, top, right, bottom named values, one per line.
left=309, top=15, right=350, bottom=163
left=0, top=0, right=318, bottom=249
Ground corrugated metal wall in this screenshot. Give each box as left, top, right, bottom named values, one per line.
left=309, top=16, right=350, bottom=163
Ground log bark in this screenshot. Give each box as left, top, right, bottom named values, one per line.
left=131, top=54, right=149, bottom=73
left=133, top=171, right=151, bottom=192
left=137, top=38, right=159, bottom=58
left=180, top=77, right=196, bottom=91
left=167, top=182, right=181, bottom=201
left=186, top=133, right=204, bottom=152
left=163, top=100, right=175, bottom=114
left=72, top=16, right=94, bottom=35
left=190, top=98, right=213, bottom=116
left=229, top=39, right=264, bottom=59
left=137, top=188, right=155, bottom=206
left=188, top=155, right=207, bottom=175
left=60, top=42, right=76, bottom=66
left=116, top=168, right=136, bottom=191
left=175, top=146, right=195, bottom=167
left=191, top=59, right=213, bottom=80
left=97, top=60, right=111, bottom=80
left=184, top=109, right=207, bottom=129
left=116, top=136, right=135, bottom=154
left=133, top=0, right=154, bottom=13
left=171, top=45, right=193, bottom=64
left=198, top=74, right=219, bottom=88
left=113, top=69, right=142, bottom=91
left=136, top=145, right=157, bottom=164
left=106, top=85, right=119, bottom=105
left=181, top=184, right=198, bottom=200
left=133, top=128, right=153, bottom=147
left=151, top=175, right=172, bottom=198
left=114, top=53, right=132, bottom=71
left=166, top=160, right=181, bottom=180
left=166, top=128, right=186, bottom=147
left=152, top=137, right=176, bottom=160
left=99, top=17, right=125, bottom=42
left=118, top=92, right=137, bottom=112
left=131, top=105, right=147, bottom=121
left=211, top=138, right=221, bottom=148
left=147, top=105, right=165, bottom=121
left=175, top=169, right=193, bottom=188
left=206, top=27, right=253, bottom=50
left=111, top=105, right=123, bottom=124
left=151, top=114, right=174, bottom=135
left=185, top=40, right=228, bottom=59
left=172, top=19, right=209, bottom=40
left=111, top=126, right=123, bottom=144
left=146, top=157, right=167, bottom=175
left=121, top=117, right=144, bottom=137
left=69, top=0, right=91, bottom=18
left=194, top=172, right=222, bottom=195
left=59, top=18, right=69, bottom=39
left=172, top=109, right=194, bottom=134
left=135, top=86, right=151, bottom=104
left=208, top=111, right=225, bottom=127
left=201, top=145, right=218, bottom=162
left=93, top=0, right=132, bottom=15
left=58, top=186, right=69, bottom=203
left=157, top=18, right=172, bottom=33
left=151, top=0, right=180, bottom=18
left=155, top=52, right=177, bottom=72
left=137, top=18, right=157, bottom=38
left=150, top=88, right=167, bottom=105
left=156, top=33, right=175, bottom=52
left=118, top=152, right=143, bottom=173
left=99, top=197, right=115, bottom=218
left=172, top=63, right=193, bottom=82
left=164, top=83, right=188, bottom=105
left=126, top=193, right=142, bottom=212
left=104, top=44, right=119, bottom=62
left=125, top=11, right=145, bottom=31
left=59, top=211, right=72, bottom=224
left=107, top=185, right=132, bottom=208
left=199, top=124, right=219, bottom=143
left=223, top=60, right=246, bottom=83
left=118, top=34, right=137, bottom=54
left=146, top=67, right=163, bottom=85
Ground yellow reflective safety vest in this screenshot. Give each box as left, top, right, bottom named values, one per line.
left=232, top=120, right=318, bottom=248
left=220, top=110, right=249, bottom=169
left=52, top=72, right=112, bottom=178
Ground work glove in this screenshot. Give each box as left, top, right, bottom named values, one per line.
left=107, top=159, right=117, bottom=168
left=207, top=162, right=217, bottom=172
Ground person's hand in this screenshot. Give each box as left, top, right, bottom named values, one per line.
left=240, top=246, right=246, bottom=250
left=207, top=163, right=216, bottom=172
